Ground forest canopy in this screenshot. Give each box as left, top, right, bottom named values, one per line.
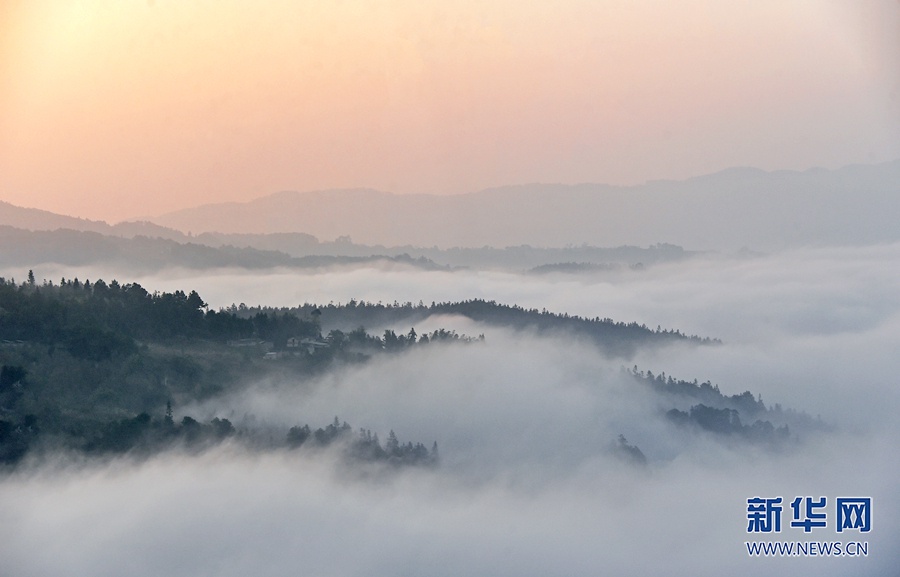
left=0, top=274, right=807, bottom=469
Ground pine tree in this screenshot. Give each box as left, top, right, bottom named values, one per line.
left=164, top=400, right=174, bottom=428
left=386, top=430, right=400, bottom=455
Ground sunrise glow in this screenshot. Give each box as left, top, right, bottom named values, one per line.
left=1, top=0, right=898, bottom=221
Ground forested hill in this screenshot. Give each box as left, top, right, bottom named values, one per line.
left=0, top=276, right=818, bottom=469
left=0, top=271, right=714, bottom=360
left=0, top=275, right=255, bottom=351
left=289, top=299, right=718, bottom=356
left=0, top=226, right=443, bottom=272
left=0, top=277, right=453, bottom=466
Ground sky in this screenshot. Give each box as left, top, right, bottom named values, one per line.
left=1, top=0, right=899, bottom=223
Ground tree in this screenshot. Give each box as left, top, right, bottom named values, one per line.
left=614, top=434, right=647, bottom=466
left=383, top=329, right=401, bottom=350
left=386, top=430, right=400, bottom=454
left=187, top=290, right=206, bottom=311
left=287, top=425, right=311, bottom=447
left=164, top=400, right=174, bottom=428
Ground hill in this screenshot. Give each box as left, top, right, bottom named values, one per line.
left=150, top=161, right=900, bottom=251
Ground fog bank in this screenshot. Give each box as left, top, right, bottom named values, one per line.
left=2, top=244, right=897, bottom=575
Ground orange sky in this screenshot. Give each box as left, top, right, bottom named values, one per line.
left=1, top=0, right=898, bottom=223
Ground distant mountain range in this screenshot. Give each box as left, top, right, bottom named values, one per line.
left=0, top=202, right=692, bottom=271
left=0, top=201, right=186, bottom=240
left=0, top=225, right=693, bottom=273
left=2, top=161, right=898, bottom=251
left=0, top=226, right=451, bottom=273
left=150, top=161, right=900, bottom=251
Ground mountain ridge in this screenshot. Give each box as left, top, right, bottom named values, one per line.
left=2, top=160, right=898, bottom=251
left=150, top=160, right=900, bottom=250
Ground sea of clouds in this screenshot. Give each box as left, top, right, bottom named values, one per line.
left=2, top=244, right=897, bottom=576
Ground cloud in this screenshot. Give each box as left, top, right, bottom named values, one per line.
left=1, top=244, right=898, bottom=575
left=1, top=429, right=895, bottom=576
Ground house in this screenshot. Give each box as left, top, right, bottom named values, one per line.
left=284, top=336, right=329, bottom=354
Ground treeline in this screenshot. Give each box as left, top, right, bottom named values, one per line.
left=321, top=326, right=480, bottom=355
left=2, top=403, right=436, bottom=468
left=87, top=411, right=437, bottom=467
left=627, top=367, right=827, bottom=445
left=0, top=271, right=714, bottom=360
left=286, top=298, right=717, bottom=356
left=287, top=417, right=438, bottom=467
left=2, top=274, right=492, bottom=358
left=665, top=405, right=790, bottom=444
left=0, top=274, right=329, bottom=356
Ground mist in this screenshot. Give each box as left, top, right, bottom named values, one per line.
left=1, top=244, right=898, bottom=575
left=19, top=242, right=900, bottom=343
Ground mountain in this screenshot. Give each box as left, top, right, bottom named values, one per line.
left=0, top=227, right=444, bottom=272
left=0, top=198, right=692, bottom=271
left=0, top=200, right=195, bottom=242
left=152, top=161, right=900, bottom=251
left=0, top=201, right=114, bottom=234
left=3, top=161, right=898, bottom=251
